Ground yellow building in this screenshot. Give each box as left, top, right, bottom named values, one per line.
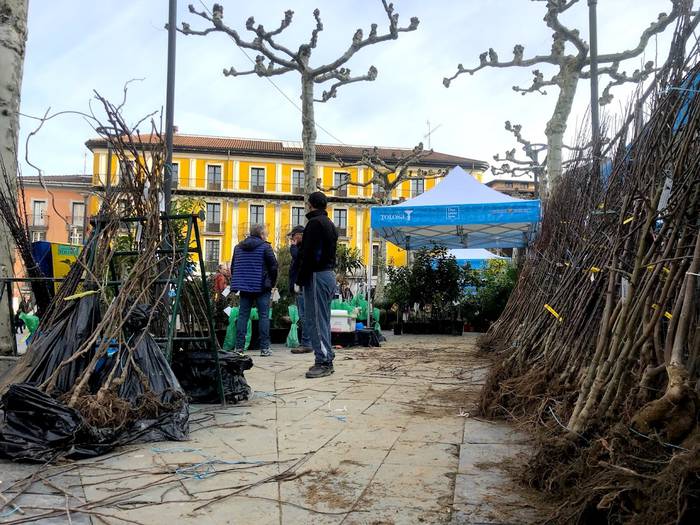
left=86, top=134, right=488, bottom=273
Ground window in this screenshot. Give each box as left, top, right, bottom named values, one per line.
left=292, top=169, right=304, bottom=194
left=206, top=202, right=221, bottom=233
left=505, top=181, right=513, bottom=188
left=372, top=244, right=380, bottom=277
left=207, top=165, right=222, bottom=190
left=372, top=182, right=384, bottom=198
left=69, top=226, right=83, bottom=245
left=31, top=230, right=46, bottom=242
left=334, top=172, right=349, bottom=197
left=205, top=239, right=220, bottom=273
left=250, top=204, right=265, bottom=226
left=169, top=163, right=179, bottom=189
left=333, top=209, right=348, bottom=237
left=71, top=202, right=85, bottom=228
left=251, top=167, right=265, bottom=193
left=411, top=178, right=425, bottom=196
left=31, top=200, right=47, bottom=227
left=291, top=206, right=305, bottom=227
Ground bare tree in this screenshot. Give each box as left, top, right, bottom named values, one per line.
left=180, top=1, right=419, bottom=198
left=443, top=0, right=691, bottom=197
left=0, top=0, right=28, bottom=354
left=322, top=143, right=446, bottom=301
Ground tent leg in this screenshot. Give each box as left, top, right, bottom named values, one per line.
left=367, top=227, right=373, bottom=327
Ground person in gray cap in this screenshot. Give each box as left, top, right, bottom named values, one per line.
left=288, top=225, right=313, bottom=353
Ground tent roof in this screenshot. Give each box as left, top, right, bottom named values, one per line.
left=448, top=249, right=506, bottom=261
left=370, top=166, right=540, bottom=250
left=402, top=166, right=520, bottom=206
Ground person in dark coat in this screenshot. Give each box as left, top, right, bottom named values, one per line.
left=288, top=225, right=312, bottom=353
left=230, top=223, right=278, bottom=356
left=296, top=191, right=338, bottom=378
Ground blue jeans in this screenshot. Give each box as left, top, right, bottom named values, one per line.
left=303, top=271, right=336, bottom=366
left=236, top=291, right=271, bottom=350
left=296, top=293, right=312, bottom=347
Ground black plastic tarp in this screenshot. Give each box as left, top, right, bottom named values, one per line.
left=172, top=350, right=253, bottom=404
left=0, top=301, right=190, bottom=462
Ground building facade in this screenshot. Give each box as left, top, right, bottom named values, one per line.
left=86, top=135, right=488, bottom=273
left=485, top=178, right=537, bottom=199
left=20, top=175, right=92, bottom=245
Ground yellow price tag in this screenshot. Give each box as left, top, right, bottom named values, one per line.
left=623, top=217, right=634, bottom=225
left=544, top=304, right=563, bottom=322
left=590, top=266, right=601, bottom=273
left=664, top=311, right=673, bottom=320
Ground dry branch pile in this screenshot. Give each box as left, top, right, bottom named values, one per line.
left=478, top=29, right=700, bottom=524
left=0, top=94, right=194, bottom=461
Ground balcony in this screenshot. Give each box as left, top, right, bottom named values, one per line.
left=207, top=180, right=222, bottom=191
left=335, top=187, right=348, bottom=197
left=251, top=184, right=265, bottom=193
left=28, top=214, right=48, bottom=229
left=205, top=222, right=222, bottom=234
left=292, top=185, right=304, bottom=195
left=204, top=260, right=219, bottom=273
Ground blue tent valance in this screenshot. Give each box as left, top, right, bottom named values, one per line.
left=370, top=166, right=540, bottom=250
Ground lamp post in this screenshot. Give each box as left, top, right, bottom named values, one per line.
left=588, top=0, right=601, bottom=168
left=163, top=0, right=177, bottom=212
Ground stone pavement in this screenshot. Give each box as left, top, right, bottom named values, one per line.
left=0, top=334, right=541, bottom=524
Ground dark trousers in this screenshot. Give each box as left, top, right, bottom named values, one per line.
left=303, top=270, right=336, bottom=366
left=236, top=291, right=271, bottom=350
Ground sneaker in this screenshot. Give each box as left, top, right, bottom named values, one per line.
left=291, top=346, right=313, bottom=354
left=305, top=364, right=334, bottom=378
left=260, top=348, right=272, bottom=357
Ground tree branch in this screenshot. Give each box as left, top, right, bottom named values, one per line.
left=312, top=0, right=419, bottom=76
left=443, top=45, right=559, bottom=87
left=181, top=4, right=298, bottom=70
left=223, top=55, right=294, bottom=78
left=582, top=60, right=656, bottom=105
left=594, top=0, right=689, bottom=65
left=512, top=69, right=559, bottom=95
left=314, top=66, right=378, bottom=102
left=309, top=8, right=323, bottom=49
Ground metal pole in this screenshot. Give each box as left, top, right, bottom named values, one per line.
left=163, top=0, right=177, bottom=212
left=588, top=0, right=601, bottom=166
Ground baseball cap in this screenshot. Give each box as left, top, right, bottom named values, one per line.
left=287, top=225, right=305, bottom=237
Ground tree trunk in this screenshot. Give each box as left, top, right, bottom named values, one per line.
left=0, top=0, right=28, bottom=355
left=301, top=74, right=317, bottom=202
left=545, top=65, right=579, bottom=197
left=373, top=194, right=393, bottom=303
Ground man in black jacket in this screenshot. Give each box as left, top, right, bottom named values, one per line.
left=296, top=191, right=338, bottom=378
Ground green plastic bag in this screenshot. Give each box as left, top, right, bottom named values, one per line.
left=19, top=312, right=39, bottom=335
left=286, top=304, right=300, bottom=348
left=223, top=306, right=261, bottom=351
left=372, top=307, right=381, bottom=332
left=222, top=306, right=240, bottom=351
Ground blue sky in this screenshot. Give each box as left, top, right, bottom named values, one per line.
left=18, top=0, right=674, bottom=180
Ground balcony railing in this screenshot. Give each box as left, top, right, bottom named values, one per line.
left=251, top=184, right=265, bottom=193
left=204, top=260, right=219, bottom=273
left=28, top=214, right=48, bottom=228
left=292, top=185, right=304, bottom=195
left=205, top=222, right=222, bottom=234
left=335, top=187, right=348, bottom=197
left=207, top=180, right=222, bottom=191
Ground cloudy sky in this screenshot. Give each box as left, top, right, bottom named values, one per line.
left=18, top=0, right=675, bottom=180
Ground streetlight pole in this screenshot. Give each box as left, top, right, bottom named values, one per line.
left=164, top=0, right=177, bottom=213
left=588, top=0, right=601, bottom=168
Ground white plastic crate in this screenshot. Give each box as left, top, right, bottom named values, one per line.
left=330, top=310, right=356, bottom=332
